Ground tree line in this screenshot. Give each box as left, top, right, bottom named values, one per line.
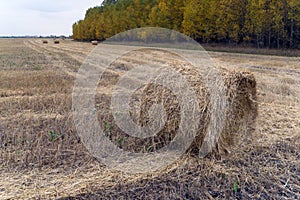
left=72, top=0, right=300, bottom=49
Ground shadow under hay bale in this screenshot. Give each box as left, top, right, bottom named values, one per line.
left=97, top=49, right=258, bottom=158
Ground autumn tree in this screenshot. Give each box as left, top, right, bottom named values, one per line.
left=287, top=0, right=300, bottom=48
left=72, top=0, right=300, bottom=49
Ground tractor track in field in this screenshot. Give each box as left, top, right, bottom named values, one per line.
left=29, top=40, right=300, bottom=76
left=27, top=40, right=300, bottom=82
left=245, top=65, right=300, bottom=76
left=24, top=40, right=82, bottom=77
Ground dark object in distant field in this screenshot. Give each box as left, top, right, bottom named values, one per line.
left=42, top=40, right=48, bottom=44
left=54, top=40, right=60, bottom=44
left=91, top=40, right=98, bottom=45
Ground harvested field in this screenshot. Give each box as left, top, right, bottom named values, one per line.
left=0, top=38, right=299, bottom=199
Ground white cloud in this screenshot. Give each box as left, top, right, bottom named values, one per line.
left=0, top=0, right=102, bottom=36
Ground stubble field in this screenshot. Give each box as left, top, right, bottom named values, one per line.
left=0, top=38, right=299, bottom=199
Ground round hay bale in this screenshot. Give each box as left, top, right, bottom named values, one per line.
left=132, top=63, right=257, bottom=156
left=91, top=40, right=98, bottom=45
left=97, top=49, right=257, bottom=157
left=42, top=40, right=48, bottom=44
left=54, top=40, right=60, bottom=44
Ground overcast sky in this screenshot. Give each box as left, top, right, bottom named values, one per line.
left=0, top=0, right=102, bottom=36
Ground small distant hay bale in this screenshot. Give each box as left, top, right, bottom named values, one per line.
left=91, top=40, right=98, bottom=45
left=42, top=40, right=48, bottom=44
left=99, top=49, right=257, bottom=157
left=54, top=40, right=60, bottom=44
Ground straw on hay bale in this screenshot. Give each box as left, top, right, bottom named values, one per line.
left=134, top=66, right=257, bottom=156
left=91, top=40, right=98, bottom=45
left=99, top=49, right=257, bottom=157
